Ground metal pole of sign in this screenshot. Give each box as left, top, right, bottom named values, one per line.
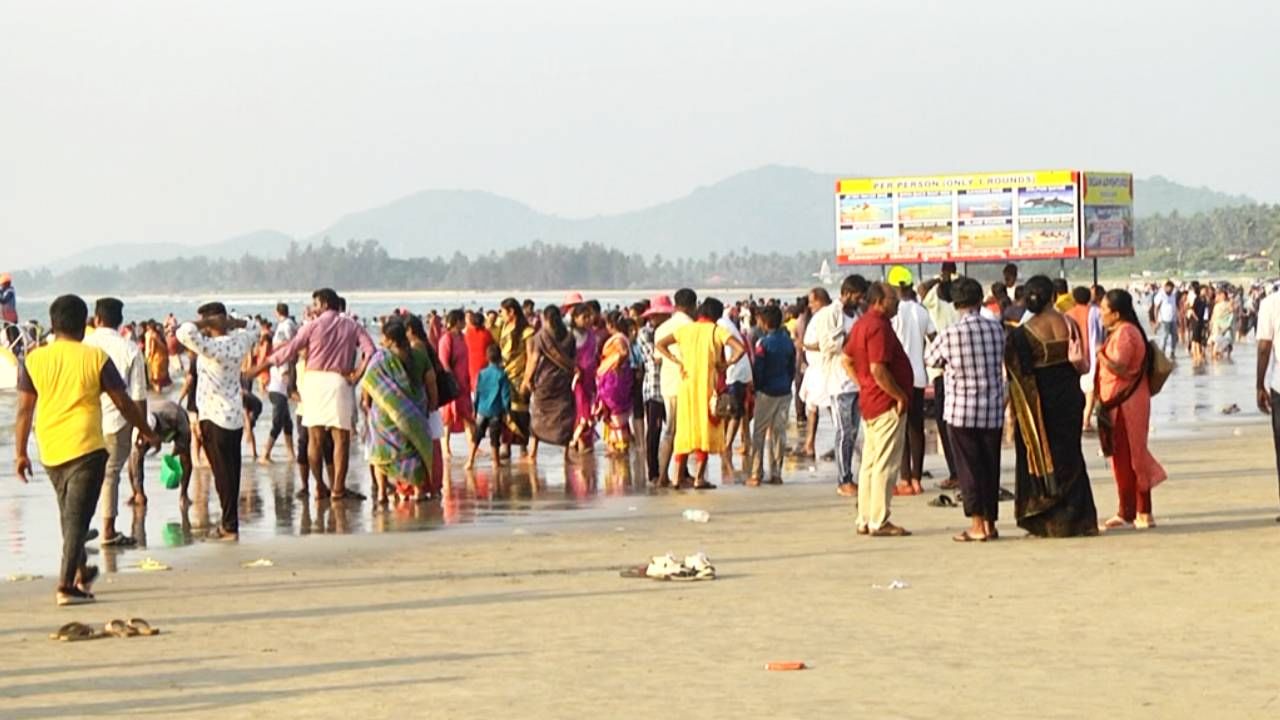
left=1058, top=259, right=1066, bottom=280
left=963, top=262, right=969, bottom=277
left=1092, top=257, right=1099, bottom=287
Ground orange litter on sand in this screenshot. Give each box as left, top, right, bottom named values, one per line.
left=764, top=662, right=807, bottom=671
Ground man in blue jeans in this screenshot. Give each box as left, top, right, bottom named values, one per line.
left=813, top=274, right=869, bottom=496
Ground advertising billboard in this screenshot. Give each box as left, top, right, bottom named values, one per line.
left=835, top=170, right=1082, bottom=265
left=1081, top=171, right=1135, bottom=258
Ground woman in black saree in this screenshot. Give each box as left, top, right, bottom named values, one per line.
left=1006, top=276, right=1100, bottom=537
left=522, top=305, right=578, bottom=462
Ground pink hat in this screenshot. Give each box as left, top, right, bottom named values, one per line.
left=561, top=291, right=585, bottom=311
left=642, top=294, right=676, bottom=317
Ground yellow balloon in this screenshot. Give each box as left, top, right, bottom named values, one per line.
left=887, top=265, right=914, bottom=287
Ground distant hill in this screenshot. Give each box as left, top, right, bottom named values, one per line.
left=1133, top=175, right=1255, bottom=217
left=43, top=229, right=292, bottom=271
left=37, top=167, right=1260, bottom=270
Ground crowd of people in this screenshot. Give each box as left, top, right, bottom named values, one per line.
left=15, top=258, right=1280, bottom=607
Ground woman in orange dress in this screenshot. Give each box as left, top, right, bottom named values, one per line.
left=1097, top=289, right=1167, bottom=530
left=145, top=321, right=172, bottom=391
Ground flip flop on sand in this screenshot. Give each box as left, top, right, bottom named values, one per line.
left=49, top=621, right=105, bottom=641
left=127, top=618, right=160, bottom=636
left=101, top=534, right=137, bottom=548
left=105, top=619, right=138, bottom=638
left=928, top=494, right=956, bottom=508
left=998, top=487, right=1015, bottom=501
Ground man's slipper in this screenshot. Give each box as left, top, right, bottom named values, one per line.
left=127, top=618, right=160, bottom=636
left=692, top=482, right=717, bottom=490
left=85, top=529, right=100, bottom=543
left=105, top=619, right=139, bottom=638
left=938, top=478, right=960, bottom=490
left=101, top=534, right=137, bottom=548
left=870, top=524, right=912, bottom=537
left=952, top=531, right=988, bottom=543
left=893, top=484, right=917, bottom=496
left=928, top=494, right=956, bottom=508
left=49, top=621, right=104, bottom=641
left=55, top=588, right=96, bottom=606
left=998, top=487, right=1015, bottom=501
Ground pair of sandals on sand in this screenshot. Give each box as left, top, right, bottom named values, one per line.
left=49, top=618, right=160, bottom=642
left=620, top=553, right=716, bottom=581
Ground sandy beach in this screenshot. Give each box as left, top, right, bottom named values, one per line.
left=3, top=419, right=1280, bottom=719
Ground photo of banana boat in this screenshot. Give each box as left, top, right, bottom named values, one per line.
left=958, top=224, right=1013, bottom=249
left=838, top=194, right=893, bottom=225
left=899, top=221, right=954, bottom=250
left=897, top=193, right=953, bottom=221
left=957, top=190, right=1013, bottom=219
left=837, top=226, right=896, bottom=258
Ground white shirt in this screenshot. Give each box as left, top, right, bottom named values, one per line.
left=922, top=283, right=959, bottom=382
left=274, top=317, right=298, bottom=344
left=810, top=302, right=858, bottom=395
left=177, top=323, right=258, bottom=430
left=267, top=364, right=289, bottom=395
left=717, top=318, right=753, bottom=385
left=83, top=327, right=147, bottom=433
left=1258, top=292, right=1280, bottom=393
left=1154, top=290, right=1177, bottom=323
left=892, top=299, right=936, bottom=389
left=655, top=312, right=692, bottom=399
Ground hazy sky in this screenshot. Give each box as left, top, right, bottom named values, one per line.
left=2, top=0, right=1277, bottom=267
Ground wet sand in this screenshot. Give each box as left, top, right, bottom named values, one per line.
left=3, top=417, right=1280, bottom=718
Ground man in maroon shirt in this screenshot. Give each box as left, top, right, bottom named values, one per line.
left=844, top=282, right=914, bottom=537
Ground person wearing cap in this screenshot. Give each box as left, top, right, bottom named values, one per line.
left=0, top=272, right=18, bottom=325
left=891, top=276, right=936, bottom=496
left=637, top=295, right=674, bottom=483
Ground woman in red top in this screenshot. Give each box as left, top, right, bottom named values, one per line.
left=437, top=310, right=476, bottom=457
left=463, top=311, right=494, bottom=391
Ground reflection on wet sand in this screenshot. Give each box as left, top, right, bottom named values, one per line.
left=0, top=338, right=1271, bottom=577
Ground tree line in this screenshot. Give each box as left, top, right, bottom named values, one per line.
left=12, top=203, right=1280, bottom=294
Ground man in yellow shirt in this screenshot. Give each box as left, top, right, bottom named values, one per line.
left=15, top=294, right=157, bottom=607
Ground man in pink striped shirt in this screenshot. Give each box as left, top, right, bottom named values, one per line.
left=249, top=288, right=374, bottom=501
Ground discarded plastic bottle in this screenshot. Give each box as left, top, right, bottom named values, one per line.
left=682, top=509, right=710, bottom=523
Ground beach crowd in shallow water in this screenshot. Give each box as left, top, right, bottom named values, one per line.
left=7, top=260, right=1280, bottom=607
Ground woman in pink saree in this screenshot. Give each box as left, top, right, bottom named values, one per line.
left=1096, top=289, right=1167, bottom=530
left=569, top=303, right=599, bottom=452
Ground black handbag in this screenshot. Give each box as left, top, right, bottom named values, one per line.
left=436, top=367, right=461, bottom=405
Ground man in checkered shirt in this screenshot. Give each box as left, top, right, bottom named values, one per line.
left=925, top=277, right=1006, bottom=542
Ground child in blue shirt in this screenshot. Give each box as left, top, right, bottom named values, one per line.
left=468, top=344, right=512, bottom=469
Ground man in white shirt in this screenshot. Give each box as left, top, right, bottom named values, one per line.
left=717, top=309, right=753, bottom=471
left=655, top=288, right=697, bottom=485
left=798, top=289, right=833, bottom=459
left=892, top=282, right=937, bottom=494
left=83, top=297, right=149, bottom=546
left=921, top=274, right=962, bottom=488
left=1254, top=286, right=1280, bottom=521
left=1153, top=280, right=1178, bottom=358
left=274, top=302, right=298, bottom=344
left=811, top=275, right=869, bottom=496
left=177, top=302, right=258, bottom=540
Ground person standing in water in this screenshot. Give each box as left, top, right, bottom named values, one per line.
left=83, top=297, right=149, bottom=546
left=15, top=294, right=157, bottom=605
left=177, top=303, right=259, bottom=540
left=250, top=288, right=375, bottom=501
